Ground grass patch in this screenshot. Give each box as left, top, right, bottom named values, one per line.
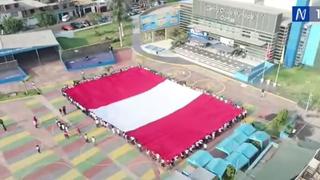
left=57, top=21, right=133, bottom=50
left=266, top=67, right=320, bottom=109
left=0, top=89, right=39, bottom=102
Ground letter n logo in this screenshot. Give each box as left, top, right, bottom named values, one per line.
left=292, top=6, right=310, bottom=22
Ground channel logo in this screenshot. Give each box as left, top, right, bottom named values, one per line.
left=292, top=6, right=320, bottom=22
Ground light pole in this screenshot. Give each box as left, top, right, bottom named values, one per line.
left=305, top=92, right=313, bottom=112
left=273, top=45, right=285, bottom=87
left=273, top=61, right=281, bottom=87
left=261, top=43, right=271, bottom=84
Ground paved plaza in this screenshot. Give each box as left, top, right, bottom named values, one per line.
left=0, top=49, right=314, bottom=180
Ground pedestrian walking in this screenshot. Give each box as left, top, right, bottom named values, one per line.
left=36, top=145, right=41, bottom=153
left=81, top=71, right=85, bottom=80
left=62, top=106, right=67, bottom=115
left=0, top=119, right=7, bottom=131
left=59, top=108, right=63, bottom=115
left=84, top=133, right=89, bottom=143
left=261, top=88, right=265, bottom=97
left=65, top=126, right=69, bottom=133
left=64, top=131, right=69, bottom=139
left=76, top=127, right=81, bottom=136
left=95, top=119, right=100, bottom=128
left=91, top=136, right=96, bottom=145
left=61, top=123, right=65, bottom=131
left=33, top=116, right=38, bottom=128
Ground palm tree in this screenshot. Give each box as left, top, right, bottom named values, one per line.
left=112, top=0, right=127, bottom=47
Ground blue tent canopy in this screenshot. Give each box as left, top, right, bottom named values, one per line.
left=230, top=131, right=249, bottom=144
left=235, top=143, right=259, bottom=159
left=249, top=131, right=271, bottom=146
left=235, top=124, right=257, bottom=136
left=216, top=138, right=240, bottom=155
left=226, top=152, right=250, bottom=170
left=205, top=158, right=230, bottom=180
left=187, top=150, right=214, bottom=167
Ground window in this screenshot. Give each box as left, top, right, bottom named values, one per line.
left=5, top=5, right=10, bottom=10
left=11, top=12, right=19, bottom=17
left=53, top=5, right=59, bottom=10
left=14, top=3, right=19, bottom=8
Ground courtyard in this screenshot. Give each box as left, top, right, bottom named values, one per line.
left=0, top=49, right=311, bottom=179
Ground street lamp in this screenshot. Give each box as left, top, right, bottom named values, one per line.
left=261, top=43, right=271, bottom=84
left=305, top=92, right=313, bottom=112
left=273, top=45, right=285, bottom=87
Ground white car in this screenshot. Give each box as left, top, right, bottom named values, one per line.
left=61, top=15, right=71, bottom=22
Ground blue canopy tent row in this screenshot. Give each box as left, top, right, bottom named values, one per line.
left=229, top=130, right=249, bottom=144
left=235, top=123, right=257, bottom=136
left=216, top=138, right=240, bottom=156
left=235, top=143, right=259, bottom=160
left=226, top=152, right=250, bottom=171
left=187, top=150, right=214, bottom=167
left=249, top=131, right=271, bottom=149
left=205, top=158, right=231, bottom=180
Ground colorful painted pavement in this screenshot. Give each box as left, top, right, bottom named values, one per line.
left=0, top=84, right=172, bottom=180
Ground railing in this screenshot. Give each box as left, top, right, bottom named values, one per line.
left=0, top=60, right=19, bottom=71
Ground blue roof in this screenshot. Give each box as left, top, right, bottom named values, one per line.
left=187, top=150, right=214, bottom=167
left=249, top=131, right=271, bottom=144
left=235, top=143, right=259, bottom=159
left=230, top=131, right=249, bottom=144
left=216, top=138, right=240, bottom=155
left=226, top=152, right=250, bottom=170
left=205, top=158, right=230, bottom=179
left=235, top=124, right=257, bottom=136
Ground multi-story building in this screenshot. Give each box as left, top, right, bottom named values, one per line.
left=0, top=0, right=78, bottom=25
left=186, top=0, right=291, bottom=63
left=296, top=149, right=320, bottom=180
left=296, top=23, right=320, bottom=67
left=179, top=0, right=192, bottom=31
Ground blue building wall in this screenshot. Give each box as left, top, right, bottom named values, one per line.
left=302, top=24, right=320, bottom=66
left=284, top=0, right=310, bottom=68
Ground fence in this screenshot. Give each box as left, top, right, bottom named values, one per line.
left=0, top=60, right=19, bottom=71
left=61, top=41, right=111, bottom=62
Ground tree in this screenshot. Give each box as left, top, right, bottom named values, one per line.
left=223, top=165, right=236, bottom=180
left=34, top=12, right=57, bottom=27
left=87, top=12, right=102, bottom=25
left=112, top=0, right=128, bottom=47
left=171, top=28, right=188, bottom=48
left=1, top=17, right=23, bottom=34
left=266, top=109, right=289, bottom=138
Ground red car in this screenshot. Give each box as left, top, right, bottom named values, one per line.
left=61, top=25, right=74, bottom=31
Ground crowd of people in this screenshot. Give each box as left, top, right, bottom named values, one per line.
left=61, top=65, right=247, bottom=167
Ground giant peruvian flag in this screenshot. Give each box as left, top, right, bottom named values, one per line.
left=64, top=67, right=243, bottom=161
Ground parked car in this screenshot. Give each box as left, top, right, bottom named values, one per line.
left=98, top=16, right=109, bottom=24
left=70, top=22, right=84, bottom=29
left=61, top=25, right=74, bottom=31
left=61, top=15, right=71, bottom=22
left=81, top=20, right=91, bottom=27
left=128, top=9, right=141, bottom=16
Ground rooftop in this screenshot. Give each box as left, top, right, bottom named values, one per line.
left=0, top=0, right=17, bottom=6
left=198, top=0, right=284, bottom=15
left=0, top=30, right=59, bottom=53
left=19, top=0, right=48, bottom=9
